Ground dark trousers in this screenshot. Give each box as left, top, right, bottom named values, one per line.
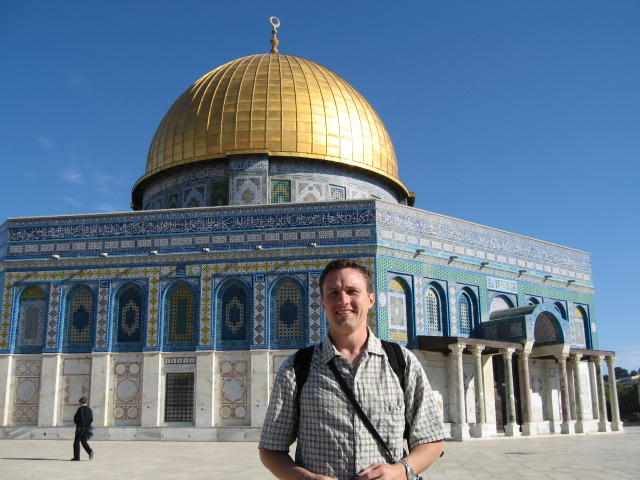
left=73, top=427, right=92, bottom=459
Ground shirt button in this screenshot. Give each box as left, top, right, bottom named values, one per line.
left=357, top=460, right=363, bottom=467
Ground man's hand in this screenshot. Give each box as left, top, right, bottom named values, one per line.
left=259, top=448, right=336, bottom=480
left=353, top=462, right=406, bottom=479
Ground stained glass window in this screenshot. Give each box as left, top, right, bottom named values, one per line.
left=388, top=278, right=409, bottom=331
left=168, top=285, right=195, bottom=343
left=220, top=284, right=248, bottom=342
left=274, top=281, right=303, bottom=341
left=458, top=293, right=471, bottom=335
left=573, top=306, right=587, bottom=347
left=425, top=288, right=440, bottom=331
left=211, top=181, right=229, bottom=206
left=271, top=180, right=291, bottom=203
left=18, top=286, right=46, bottom=349
left=68, top=287, right=94, bottom=344
left=116, top=286, right=144, bottom=344
left=329, top=185, right=346, bottom=200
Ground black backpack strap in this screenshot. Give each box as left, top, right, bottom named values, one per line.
left=293, top=346, right=315, bottom=407
left=381, top=340, right=410, bottom=445
left=380, top=340, right=406, bottom=392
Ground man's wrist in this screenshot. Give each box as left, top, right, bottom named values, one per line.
left=398, top=459, right=414, bottom=480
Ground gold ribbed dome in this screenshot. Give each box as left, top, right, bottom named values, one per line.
left=133, top=54, right=408, bottom=206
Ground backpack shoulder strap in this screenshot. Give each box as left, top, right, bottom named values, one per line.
left=380, top=340, right=406, bottom=392
left=293, top=346, right=315, bottom=407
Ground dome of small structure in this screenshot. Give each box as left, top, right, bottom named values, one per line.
left=132, top=54, right=410, bottom=209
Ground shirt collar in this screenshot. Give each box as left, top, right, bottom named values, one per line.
left=319, top=327, right=385, bottom=365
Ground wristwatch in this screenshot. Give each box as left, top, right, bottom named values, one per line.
left=398, top=459, right=415, bottom=480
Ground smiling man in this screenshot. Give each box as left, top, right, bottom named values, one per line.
left=259, top=259, right=445, bottom=480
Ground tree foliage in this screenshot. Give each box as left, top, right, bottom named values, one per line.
left=606, top=384, right=640, bottom=423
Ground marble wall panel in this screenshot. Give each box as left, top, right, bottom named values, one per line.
left=61, top=357, right=91, bottom=423
left=218, top=353, right=249, bottom=426
left=12, top=359, right=41, bottom=424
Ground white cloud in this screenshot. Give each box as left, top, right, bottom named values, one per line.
left=60, top=168, right=84, bottom=184
left=612, top=345, right=640, bottom=371
left=37, top=137, right=55, bottom=150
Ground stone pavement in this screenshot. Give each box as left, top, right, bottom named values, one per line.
left=0, top=427, right=638, bottom=480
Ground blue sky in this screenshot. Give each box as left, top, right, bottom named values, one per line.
left=1, top=1, right=638, bottom=369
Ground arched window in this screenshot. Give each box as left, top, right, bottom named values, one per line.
left=425, top=287, right=441, bottom=332
left=67, top=286, right=94, bottom=345
left=527, top=297, right=540, bottom=305
left=458, top=291, right=473, bottom=336
left=167, top=284, right=196, bottom=344
left=388, top=278, right=410, bottom=332
left=573, top=306, right=588, bottom=347
left=489, top=294, right=514, bottom=313
left=554, top=302, right=567, bottom=320
left=220, top=282, right=250, bottom=343
left=17, top=285, right=47, bottom=351
left=115, top=285, right=145, bottom=345
left=271, top=278, right=305, bottom=345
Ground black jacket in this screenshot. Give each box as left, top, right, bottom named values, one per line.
left=74, top=405, right=93, bottom=428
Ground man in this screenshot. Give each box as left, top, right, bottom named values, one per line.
left=259, top=259, right=445, bottom=480
left=71, top=397, right=93, bottom=461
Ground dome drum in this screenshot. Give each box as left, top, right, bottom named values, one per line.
left=139, top=155, right=403, bottom=210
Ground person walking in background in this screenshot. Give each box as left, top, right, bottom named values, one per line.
left=71, top=397, right=93, bottom=461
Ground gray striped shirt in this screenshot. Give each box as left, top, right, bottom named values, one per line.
left=259, top=331, right=445, bottom=480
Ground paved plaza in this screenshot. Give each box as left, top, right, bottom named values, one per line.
left=0, top=427, right=638, bottom=479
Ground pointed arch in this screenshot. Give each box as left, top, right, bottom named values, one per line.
left=217, top=278, right=251, bottom=346
left=16, top=285, right=47, bottom=352
left=573, top=305, right=589, bottom=348
left=388, top=276, right=413, bottom=344
left=533, top=311, right=564, bottom=347
left=270, top=276, right=306, bottom=347
left=66, top=285, right=95, bottom=349
left=489, top=294, right=514, bottom=313
left=554, top=301, right=567, bottom=320
left=457, top=287, right=478, bottom=336
left=114, top=282, right=146, bottom=346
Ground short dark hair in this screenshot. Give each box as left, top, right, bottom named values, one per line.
left=79, top=397, right=87, bottom=404
left=319, top=259, right=374, bottom=295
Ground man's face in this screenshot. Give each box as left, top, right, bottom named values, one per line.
left=321, top=268, right=375, bottom=337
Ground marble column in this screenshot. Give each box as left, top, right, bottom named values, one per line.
left=570, top=353, right=586, bottom=433
left=450, top=343, right=470, bottom=440
left=606, top=356, right=624, bottom=432
left=250, top=350, right=270, bottom=427
left=500, top=348, right=520, bottom=436
left=517, top=349, right=537, bottom=436
left=38, top=354, right=62, bottom=427
left=0, top=355, right=14, bottom=426
left=555, top=352, right=574, bottom=434
left=89, top=353, right=111, bottom=427
left=195, top=352, right=215, bottom=428
left=468, top=345, right=491, bottom=438
left=141, top=353, right=163, bottom=427
left=594, top=356, right=610, bottom=432
left=567, top=361, right=577, bottom=421
left=587, top=359, right=599, bottom=420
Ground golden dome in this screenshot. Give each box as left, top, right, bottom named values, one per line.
left=133, top=54, right=408, bottom=207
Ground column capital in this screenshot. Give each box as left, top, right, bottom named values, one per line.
left=569, top=353, right=583, bottom=363
left=449, top=343, right=466, bottom=356
left=467, top=344, right=485, bottom=357
left=554, top=352, right=569, bottom=363
left=499, top=347, right=515, bottom=359
left=516, top=348, right=531, bottom=360
left=606, top=355, right=617, bottom=366
left=592, top=355, right=604, bottom=365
